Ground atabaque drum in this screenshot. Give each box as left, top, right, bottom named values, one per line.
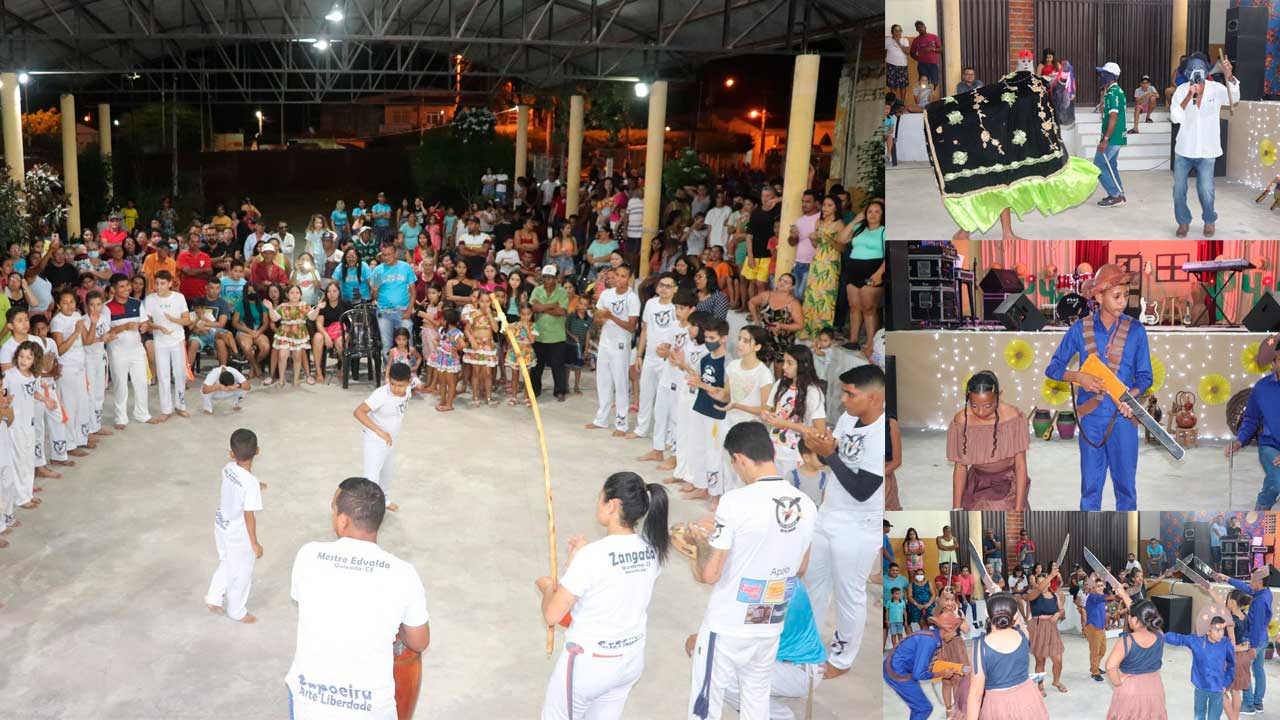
left=393, top=640, right=422, bottom=720
left=1056, top=293, right=1090, bottom=323
left=1056, top=273, right=1076, bottom=292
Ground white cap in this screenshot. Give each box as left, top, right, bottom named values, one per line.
left=260, top=243, right=277, bottom=253
left=541, top=264, right=558, bottom=276
left=1095, top=62, right=1121, bottom=77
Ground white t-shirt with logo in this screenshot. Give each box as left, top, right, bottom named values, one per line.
left=661, top=323, right=692, bottom=386
left=596, top=288, right=640, bottom=351
left=767, top=383, right=827, bottom=463
left=682, top=341, right=708, bottom=398
left=214, top=461, right=262, bottom=540
left=827, top=411, right=886, bottom=514
left=641, top=297, right=677, bottom=361
left=143, top=292, right=190, bottom=349
left=3, top=366, right=38, bottom=428
left=363, top=384, right=411, bottom=439
left=725, top=359, right=775, bottom=426
left=204, top=365, right=247, bottom=388
left=286, top=537, right=429, bottom=720
left=48, top=312, right=87, bottom=370
left=84, top=312, right=110, bottom=360
left=559, top=533, right=661, bottom=652
left=705, top=479, right=817, bottom=637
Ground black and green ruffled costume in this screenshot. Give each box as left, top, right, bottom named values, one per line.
left=924, top=70, right=1100, bottom=233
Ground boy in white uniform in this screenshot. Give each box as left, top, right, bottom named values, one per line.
left=630, top=272, right=678, bottom=444
left=49, top=288, right=95, bottom=450
left=201, top=366, right=250, bottom=415
left=142, top=270, right=191, bottom=421
left=669, top=311, right=710, bottom=486
left=354, top=363, right=418, bottom=512
left=30, top=315, right=74, bottom=466
left=81, top=291, right=112, bottom=436
left=205, top=428, right=264, bottom=623
left=104, top=273, right=153, bottom=428
left=802, top=364, right=886, bottom=678
left=685, top=421, right=817, bottom=720
left=586, top=264, right=640, bottom=436
left=647, top=289, right=697, bottom=469
left=286, top=477, right=430, bottom=719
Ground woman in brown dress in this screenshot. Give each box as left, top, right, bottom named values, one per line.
left=947, top=370, right=1030, bottom=510
left=1019, top=570, right=1067, bottom=695
left=1226, top=589, right=1254, bottom=720
left=1104, top=587, right=1169, bottom=720
left=932, top=587, right=972, bottom=719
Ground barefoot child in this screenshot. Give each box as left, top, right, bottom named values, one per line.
left=644, top=288, right=697, bottom=469
left=428, top=308, right=465, bottom=412
left=888, top=587, right=906, bottom=648
left=505, top=304, right=538, bottom=406
left=205, top=428, right=264, bottom=624
left=564, top=297, right=592, bottom=395
left=417, top=285, right=443, bottom=389
left=4, top=341, right=47, bottom=510
left=266, top=286, right=312, bottom=387
left=82, top=291, right=113, bottom=437
left=386, top=328, right=422, bottom=381
left=354, top=363, right=416, bottom=512
left=462, top=288, right=499, bottom=406
left=31, top=315, right=76, bottom=467
left=2, top=311, right=60, bottom=480
left=0, top=390, right=17, bottom=547
left=201, top=366, right=250, bottom=415
left=681, top=318, right=729, bottom=503
left=49, top=289, right=96, bottom=450
left=667, top=311, right=710, bottom=488
left=142, top=270, right=192, bottom=421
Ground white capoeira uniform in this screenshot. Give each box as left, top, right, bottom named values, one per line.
left=205, top=461, right=263, bottom=621
left=807, top=410, right=885, bottom=671
left=35, top=337, right=69, bottom=462
left=144, top=291, right=190, bottom=415
left=2, top=367, right=38, bottom=510
left=542, top=533, right=660, bottom=720
left=652, top=321, right=689, bottom=455
left=723, top=582, right=828, bottom=720
left=361, top=380, right=414, bottom=506
left=715, top=360, right=774, bottom=497
left=687, top=479, right=816, bottom=720
left=685, top=354, right=726, bottom=493
left=591, top=287, right=640, bottom=432
left=766, top=382, right=827, bottom=479
left=105, top=297, right=152, bottom=425
left=201, top=366, right=247, bottom=414
left=674, top=340, right=707, bottom=480
left=633, top=297, right=676, bottom=438
left=83, top=312, right=110, bottom=433
left=0, top=415, right=17, bottom=528
left=49, top=311, right=94, bottom=447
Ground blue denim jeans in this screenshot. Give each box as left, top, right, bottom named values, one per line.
left=1244, top=646, right=1267, bottom=708
left=791, top=262, right=810, bottom=299
left=376, top=306, right=412, bottom=358
left=1173, top=154, right=1218, bottom=225
left=1194, top=688, right=1223, bottom=719
left=1256, top=446, right=1280, bottom=510
left=1093, top=143, right=1125, bottom=197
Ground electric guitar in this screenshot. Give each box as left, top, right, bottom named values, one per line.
left=1073, top=354, right=1186, bottom=460
left=1182, top=299, right=1193, bottom=326
left=1139, top=296, right=1160, bottom=325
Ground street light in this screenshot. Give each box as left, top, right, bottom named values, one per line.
left=324, top=5, right=344, bottom=22
left=748, top=108, right=767, bottom=168
left=724, top=77, right=735, bottom=88
left=634, top=81, right=649, bottom=98
left=255, top=110, right=264, bottom=146
left=17, top=72, right=28, bottom=85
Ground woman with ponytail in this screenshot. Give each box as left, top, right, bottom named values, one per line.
left=966, top=593, right=1050, bottom=719
left=699, top=324, right=775, bottom=497
left=1018, top=569, right=1067, bottom=695
left=1104, top=580, right=1169, bottom=720
left=947, top=370, right=1031, bottom=510
left=535, top=472, right=670, bottom=720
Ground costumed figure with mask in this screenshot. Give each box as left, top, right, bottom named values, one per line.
left=1169, top=51, right=1239, bottom=238
left=924, top=49, right=1100, bottom=242
left=1094, top=61, right=1128, bottom=208
left=883, top=624, right=962, bottom=720
left=1044, top=264, right=1152, bottom=511
left=1047, top=60, right=1080, bottom=156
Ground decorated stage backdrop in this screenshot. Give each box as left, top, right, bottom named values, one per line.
left=1159, top=511, right=1276, bottom=564
left=888, top=329, right=1274, bottom=438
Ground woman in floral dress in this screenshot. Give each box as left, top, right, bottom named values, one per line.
left=801, top=194, right=846, bottom=339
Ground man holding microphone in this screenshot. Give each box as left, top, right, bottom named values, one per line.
left=1170, top=51, right=1239, bottom=237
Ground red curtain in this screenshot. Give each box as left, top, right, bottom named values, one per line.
left=1075, top=240, right=1110, bottom=270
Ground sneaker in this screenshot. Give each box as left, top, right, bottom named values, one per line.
left=1256, top=702, right=1263, bottom=711
left=1091, top=674, right=1104, bottom=682
left=1097, top=196, right=1127, bottom=208
left=1240, top=706, right=1256, bottom=715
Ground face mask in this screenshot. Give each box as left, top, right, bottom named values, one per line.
left=169, top=243, right=178, bottom=252
left=704, top=340, right=720, bottom=352
left=915, top=574, right=925, bottom=581
left=1187, top=59, right=1209, bottom=85
left=88, top=251, right=99, bottom=259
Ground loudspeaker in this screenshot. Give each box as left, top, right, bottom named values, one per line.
left=886, top=241, right=911, bottom=331
left=991, top=294, right=1046, bottom=332
left=1153, top=594, right=1192, bottom=635
left=1244, top=292, right=1280, bottom=332
left=1180, top=522, right=1212, bottom=561
left=1227, top=5, right=1268, bottom=102
left=1228, top=557, right=1253, bottom=578
left=979, top=268, right=1025, bottom=295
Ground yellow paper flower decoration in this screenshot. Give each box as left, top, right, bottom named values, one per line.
left=1243, top=342, right=1270, bottom=375
left=1042, top=378, right=1072, bottom=406
left=1199, top=374, right=1231, bottom=406
left=1262, top=138, right=1278, bottom=167
left=1004, top=340, right=1034, bottom=371
left=1146, top=354, right=1165, bottom=396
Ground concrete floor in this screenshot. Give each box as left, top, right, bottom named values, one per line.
left=888, top=162, right=1276, bottom=240
left=882, top=608, right=1280, bottom=719
left=0, top=373, right=874, bottom=719
left=898, top=428, right=1254, bottom=510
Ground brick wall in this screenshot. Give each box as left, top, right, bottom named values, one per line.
left=1007, top=0, right=1035, bottom=72
left=1003, top=511, right=1025, bottom=559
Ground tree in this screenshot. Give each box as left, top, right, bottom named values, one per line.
left=855, top=126, right=885, bottom=200
left=586, top=86, right=628, bottom=146
left=22, top=109, right=60, bottom=138
left=0, top=163, right=71, bottom=250
left=412, top=126, right=513, bottom=208
left=663, top=148, right=714, bottom=196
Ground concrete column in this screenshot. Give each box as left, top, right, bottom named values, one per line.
left=827, top=61, right=855, bottom=193
left=776, top=54, right=820, bottom=278
left=968, top=511, right=986, bottom=600
left=60, top=94, right=81, bottom=238
left=1172, top=0, right=1188, bottom=83
left=942, top=0, right=961, bottom=98
left=1127, top=512, right=1140, bottom=559
left=1, top=72, right=23, bottom=187
left=514, top=104, right=530, bottom=183
left=98, top=103, right=112, bottom=197
left=639, top=81, right=668, bottom=279
left=566, top=95, right=585, bottom=220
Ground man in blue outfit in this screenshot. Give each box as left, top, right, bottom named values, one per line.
left=1214, top=566, right=1274, bottom=714
left=1227, top=332, right=1280, bottom=509
left=883, top=624, right=961, bottom=719
left=1046, top=263, right=1152, bottom=511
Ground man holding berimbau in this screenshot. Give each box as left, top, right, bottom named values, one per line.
left=1045, top=263, right=1152, bottom=511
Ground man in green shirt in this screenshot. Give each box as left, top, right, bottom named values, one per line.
left=529, top=265, right=570, bottom=401
left=1094, top=61, right=1127, bottom=208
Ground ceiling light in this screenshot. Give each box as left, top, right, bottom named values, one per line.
left=255, top=110, right=263, bottom=119
left=324, top=6, right=344, bottom=22
left=17, top=72, right=28, bottom=85
left=313, top=39, right=330, bottom=51
left=634, top=82, right=649, bottom=98
left=113, top=119, right=119, bottom=126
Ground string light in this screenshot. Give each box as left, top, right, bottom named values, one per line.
left=1242, top=103, right=1280, bottom=190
